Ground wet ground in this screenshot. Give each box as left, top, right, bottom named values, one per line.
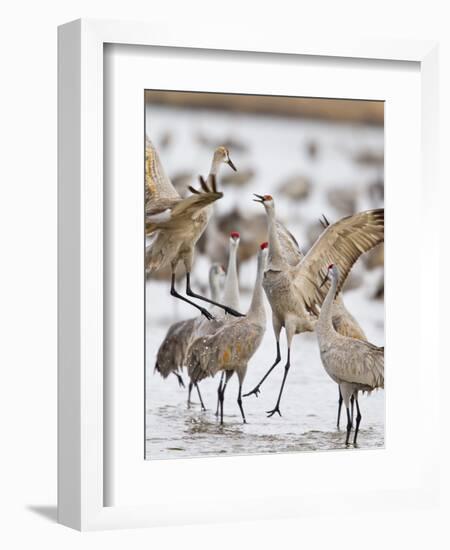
left=145, top=286, right=384, bottom=460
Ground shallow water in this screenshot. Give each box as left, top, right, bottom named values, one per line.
left=145, top=286, right=385, bottom=460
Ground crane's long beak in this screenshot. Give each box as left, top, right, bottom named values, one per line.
left=319, top=272, right=329, bottom=288
left=253, top=193, right=265, bottom=203
left=227, top=158, right=237, bottom=171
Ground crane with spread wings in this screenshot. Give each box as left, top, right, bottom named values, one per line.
left=145, top=139, right=242, bottom=319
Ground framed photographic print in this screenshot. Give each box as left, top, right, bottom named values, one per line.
left=58, top=18, right=439, bottom=530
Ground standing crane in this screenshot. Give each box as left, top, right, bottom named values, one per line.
left=245, top=194, right=383, bottom=418
left=187, top=243, right=268, bottom=425
left=319, top=214, right=368, bottom=428
left=211, top=231, right=242, bottom=415
left=191, top=231, right=242, bottom=410
left=154, top=263, right=226, bottom=410
left=333, top=294, right=366, bottom=428
left=317, top=264, right=384, bottom=445
left=145, top=139, right=242, bottom=318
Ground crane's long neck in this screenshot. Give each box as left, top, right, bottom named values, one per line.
left=209, top=272, right=222, bottom=303
left=203, top=153, right=219, bottom=220
left=222, top=243, right=240, bottom=310
left=317, top=272, right=338, bottom=339
left=247, top=253, right=266, bottom=326
left=209, top=155, right=222, bottom=179
left=205, top=156, right=222, bottom=218
left=266, top=207, right=285, bottom=270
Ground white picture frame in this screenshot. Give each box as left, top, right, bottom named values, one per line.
left=58, top=18, right=439, bottom=530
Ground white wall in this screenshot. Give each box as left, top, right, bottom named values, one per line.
left=0, top=1, right=448, bottom=547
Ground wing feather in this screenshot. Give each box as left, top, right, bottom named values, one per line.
left=155, top=318, right=197, bottom=378
left=296, top=209, right=384, bottom=314
left=343, top=341, right=384, bottom=389
left=187, top=320, right=264, bottom=383
left=145, top=182, right=223, bottom=234
left=145, top=138, right=180, bottom=202
left=276, top=221, right=304, bottom=266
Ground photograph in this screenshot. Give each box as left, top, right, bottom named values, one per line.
left=144, top=90, right=385, bottom=460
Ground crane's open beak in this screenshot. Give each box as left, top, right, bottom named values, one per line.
left=227, top=158, right=237, bottom=171
left=253, top=193, right=265, bottom=203
left=319, top=272, right=329, bottom=288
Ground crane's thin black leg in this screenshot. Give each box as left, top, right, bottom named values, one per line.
left=345, top=406, right=352, bottom=446
left=196, top=383, right=206, bottom=411
left=244, top=341, right=281, bottom=398
left=218, top=372, right=231, bottom=425
left=337, top=387, right=343, bottom=429
left=237, top=381, right=247, bottom=424
left=215, top=372, right=224, bottom=416
left=353, top=396, right=362, bottom=446
left=266, top=348, right=290, bottom=418
left=350, top=394, right=355, bottom=425
left=187, top=381, right=193, bottom=409
left=186, top=273, right=244, bottom=317
left=173, top=372, right=185, bottom=388
left=170, top=273, right=214, bottom=321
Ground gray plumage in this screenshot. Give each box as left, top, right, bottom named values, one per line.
left=316, top=264, right=384, bottom=445
left=154, top=264, right=225, bottom=388
left=187, top=245, right=268, bottom=424
left=154, top=317, right=197, bottom=382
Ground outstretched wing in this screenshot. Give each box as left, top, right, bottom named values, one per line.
left=145, top=138, right=180, bottom=202
left=296, top=209, right=384, bottom=315
left=170, top=190, right=222, bottom=219
left=145, top=176, right=223, bottom=234
left=276, top=220, right=304, bottom=266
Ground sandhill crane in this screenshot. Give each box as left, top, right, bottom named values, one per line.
left=333, top=294, right=366, bottom=428
left=319, top=214, right=368, bottom=428
left=154, top=263, right=226, bottom=409
left=145, top=139, right=241, bottom=318
left=244, top=194, right=383, bottom=418
left=317, top=264, right=384, bottom=445
left=212, top=231, right=241, bottom=415
left=187, top=243, right=268, bottom=425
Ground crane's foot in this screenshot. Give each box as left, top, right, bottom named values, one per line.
left=224, top=307, right=245, bottom=317
left=243, top=386, right=261, bottom=398
left=200, top=308, right=215, bottom=321
left=266, top=405, right=282, bottom=418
